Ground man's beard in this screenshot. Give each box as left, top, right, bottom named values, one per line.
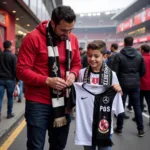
left=54, top=28, right=68, bottom=41
left=59, top=35, right=68, bottom=41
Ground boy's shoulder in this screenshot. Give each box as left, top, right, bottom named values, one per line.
left=79, top=68, right=86, bottom=74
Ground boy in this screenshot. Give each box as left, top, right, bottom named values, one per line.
left=74, top=40, right=124, bottom=150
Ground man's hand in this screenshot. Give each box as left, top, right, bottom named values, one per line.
left=66, top=73, right=76, bottom=86
left=112, top=84, right=123, bottom=96
left=53, top=116, right=67, bottom=128
left=46, top=77, right=68, bottom=90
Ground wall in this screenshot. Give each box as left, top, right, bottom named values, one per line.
left=0, top=10, right=15, bottom=53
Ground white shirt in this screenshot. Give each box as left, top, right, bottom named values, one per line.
left=74, top=83, right=124, bottom=146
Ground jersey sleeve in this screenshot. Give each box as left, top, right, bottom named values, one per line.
left=77, top=68, right=86, bottom=82
left=111, top=71, right=119, bottom=85
left=112, top=93, right=124, bottom=116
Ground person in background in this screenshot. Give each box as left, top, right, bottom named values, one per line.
left=107, top=43, right=119, bottom=70
left=15, top=48, right=24, bottom=103
left=82, top=52, right=88, bottom=68
left=79, top=47, right=88, bottom=68
left=17, top=80, right=23, bottom=103
left=0, top=41, right=17, bottom=121
left=104, top=50, right=111, bottom=64
left=79, top=47, right=85, bottom=60
left=113, top=36, right=146, bottom=137
left=139, top=44, right=150, bottom=125
left=16, top=5, right=81, bottom=150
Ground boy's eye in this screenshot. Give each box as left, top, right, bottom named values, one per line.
left=94, top=55, right=99, bottom=58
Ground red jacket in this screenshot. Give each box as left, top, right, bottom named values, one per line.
left=16, top=20, right=81, bottom=104
left=140, top=53, right=150, bottom=90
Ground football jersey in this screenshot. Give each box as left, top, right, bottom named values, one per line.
left=78, top=68, right=119, bottom=85
left=74, top=83, right=124, bottom=146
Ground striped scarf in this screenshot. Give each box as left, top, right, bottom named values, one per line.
left=46, top=21, right=72, bottom=121
left=83, top=62, right=112, bottom=86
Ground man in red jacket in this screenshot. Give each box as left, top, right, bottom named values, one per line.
left=16, top=6, right=81, bottom=150
left=140, top=44, right=150, bottom=125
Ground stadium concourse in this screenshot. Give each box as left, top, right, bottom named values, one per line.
left=2, top=108, right=150, bottom=150
left=73, top=0, right=150, bottom=51
left=1, top=0, right=150, bottom=150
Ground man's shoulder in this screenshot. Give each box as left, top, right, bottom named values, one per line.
left=69, top=33, right=78, bottom=41
left=23, top=29, right=41, bottom=41
left=113, top=52, right=122, bottom=60
left=9, top=53, right=16, bottom=59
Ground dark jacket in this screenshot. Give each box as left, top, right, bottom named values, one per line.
left=82, top=55, right=88, bottom=68
left=112, top=47, right=145, bottom=89
left=107, top=52, right=118, bottom=70
left=0, top=50, right=17, bottom=80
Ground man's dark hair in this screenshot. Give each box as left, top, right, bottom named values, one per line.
left=124, top=36, right=134, bottom=46
left=79, top=47, right=83, bottom=51
left=51, top=5, right=76, bottom=25
left=87, top=40, right=106, bottom=55
left=111, top=43, right=118, bottom=50
left=3, top=40, right=12, bottom=49
left=141, top=44, right=150, bottom=53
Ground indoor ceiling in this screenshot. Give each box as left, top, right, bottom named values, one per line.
left=0, top=0, right=40, bottom=31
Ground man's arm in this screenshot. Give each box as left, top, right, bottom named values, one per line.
left=66, top=37, right=82, bottom=86
left=12, top=55, right=19, bottom=82
left=140, top=56, right=146, bottom=77
left=112, top=54, right=120, bottom=76
left=16, top=34, right=48, bottom=86
left=70, top=37, right=82, bottom=78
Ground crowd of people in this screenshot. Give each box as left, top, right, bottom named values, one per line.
left=0, top=5, right=150, bottom=150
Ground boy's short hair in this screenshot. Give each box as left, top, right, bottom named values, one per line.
left=141, top=44, right=150, bottom=53
left=3, top=40, right=12, bottom=49
left=87, top=40, right=106, bottom=55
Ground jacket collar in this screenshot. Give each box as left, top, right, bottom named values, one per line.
left=4, top=49, right=11, bottom=52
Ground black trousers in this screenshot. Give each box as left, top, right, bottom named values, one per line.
left=140, top=90, right=150, bottom=116
left=117, top=88, right=144, bottom=130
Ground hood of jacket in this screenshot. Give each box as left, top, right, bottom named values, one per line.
left=121, top=47, right=138, bottom=58
left=36, top=20, right=49, bottom=36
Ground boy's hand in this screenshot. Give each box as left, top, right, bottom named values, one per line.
left=112, top=84, right=123, bottom=96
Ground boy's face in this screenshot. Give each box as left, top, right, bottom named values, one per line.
left=87, top=49, right=104, bottom=71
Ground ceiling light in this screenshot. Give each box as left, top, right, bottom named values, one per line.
left=27, top=24, right=30, bottom=27
left=80, top=14, right=84, bottom=17
left=88, top=13, right=92, bottom=16
left=12, top=10, right=16, bottom=13
left=105, top=12, right=110, bottom=15
left=16, top=18, right=19, bottom=21
left=18, top=30, right=23, bottom=34
left=2, top=1, right=7, bottom=4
